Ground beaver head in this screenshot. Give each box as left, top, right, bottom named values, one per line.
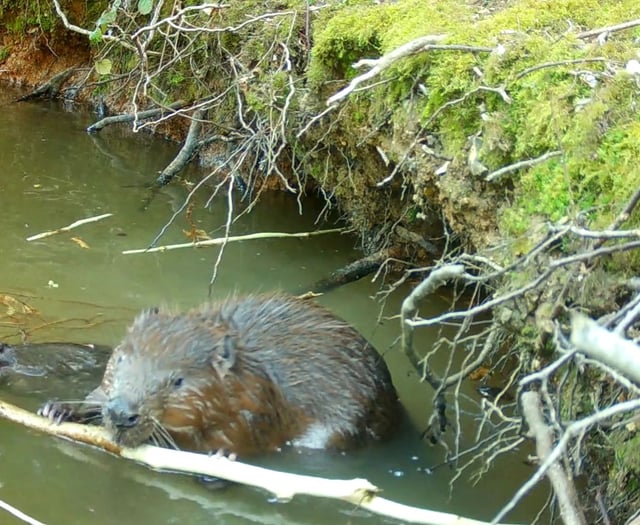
left=102, top=308, right=237, bottom=449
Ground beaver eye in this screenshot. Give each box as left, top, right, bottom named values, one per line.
left=173, top=377, right=184, bottom=388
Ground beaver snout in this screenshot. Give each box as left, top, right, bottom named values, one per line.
left=106, top=397, right=141, bottom=429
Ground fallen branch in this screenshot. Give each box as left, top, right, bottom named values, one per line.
left=26, top=214, right=113, bottom=242
left=0, top=400, right=517, bottom=525
left=493, top=396, right=640, bottom=524
left=122, top=228, right=345, bottom=254
left=327, top=35, right=448, bottom=105
left=570, top=312, right=640, bottom=384
left=16, top=67, right=77, bottom=102
left=576, top=18, right=640, bottom=39
left=521, top=391, right=586, bottom=525
left=0, top=498, right=45, bottom=525
left=86, top=100, right=187, bottom=132
left=485, top=151, right=563, bottom=182
left=155, top=108, right=206, bottom=186
left=401, top=264, right=473, bottom=376
left=303, top=249, right=392, bottom=293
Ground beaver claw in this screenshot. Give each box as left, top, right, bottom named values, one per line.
left=37, top=401, right=76, bottom=424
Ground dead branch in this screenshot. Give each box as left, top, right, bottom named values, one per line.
left=485, top=151, right=563, bottom=182
left=326, top=35, right=447, bottom=105
left=122, top=228, right=345, bottom=255
left=328, top=37, right=497, bottom=105
left=304, top=248, right=392, bottom=294
left=400, top=264, right=473, bottom=377
left=16, top=67, right=77, bottom=102
left=0, top=400, right=516, bottom=525
left=26, top=214, right=113, bottom=242
left=86, top=100, right=187, bottom=132
left=570, top=313, right=640, bottom=384
left=521, top=391, right=586, bottom=525
left=576, top=18, right=640, bottom=39
left=514, top=58, right=610, bottom=81
left=0, top=499, right=45, bottom=525
left=156, top=108, right=206, bottom=186
left=493, top=397, right=640, bottom=524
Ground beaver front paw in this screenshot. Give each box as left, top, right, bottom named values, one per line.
left=38, top=401, right=77, bottom=424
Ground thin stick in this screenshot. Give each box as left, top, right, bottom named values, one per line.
left=485, top=151, right=562, bottom=182
left=0, top=400, right=518, bottom=525
left=122, top=228, right=345, bottom=254
left=576, top=18, right=640, bottom=39
left=0, top=498, right=46, bottom=525
left=26, top=214, right=113, bottom=242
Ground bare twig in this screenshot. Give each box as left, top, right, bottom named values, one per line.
left=26, top=214, right=113, bottom=241
left=521, top=391, right=586, bottom=525
left=0, top=499, right=46, bottom=525
left=327, top=35, right=461, bottom=105
left=514, top=58, right=609, bottom=81
left=400, top=264, right=473, bottom=377
left=493, top=397, right=640, bottom=524
left=485, top=151, right=563, bottom=182
left=122, top=228, right=345, bottom=255
left=576, top=18, right=640, bottom=39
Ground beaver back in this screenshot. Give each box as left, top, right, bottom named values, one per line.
left=101, top=294, right=399, bottom=454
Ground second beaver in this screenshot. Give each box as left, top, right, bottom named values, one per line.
left=41, top=294, right=399, bottom=455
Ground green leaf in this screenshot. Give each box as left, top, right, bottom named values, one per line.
left=138, top=0, right=153, bottom=15
left=89, top=27, right=103, bottom=44
left=95, top=58, right=113, bottom=76
left=98, top=7, right=117, bottom=25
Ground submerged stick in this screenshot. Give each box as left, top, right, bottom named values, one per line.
left=122, top=228, right=345, bottom=254
left=0, top=498, right=46, bottom=525
left=26, top=214, right=113, bottom=242
left=0, top=400, right=517, bottom=525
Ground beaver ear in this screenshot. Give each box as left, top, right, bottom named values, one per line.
left=211, top=334, right=235, bottom=379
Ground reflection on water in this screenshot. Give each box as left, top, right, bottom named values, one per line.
left=0, top=87, right=544, bottom=524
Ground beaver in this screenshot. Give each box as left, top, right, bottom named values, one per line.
left=1, top=342, right=111, bottom=399
left=40, top=294, right=399, bottom=455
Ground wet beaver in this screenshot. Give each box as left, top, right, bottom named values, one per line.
left=41, top=294, right=399, bottom=455
left=1, top=342, right=111, bottom=399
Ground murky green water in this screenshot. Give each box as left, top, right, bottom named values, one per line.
left=0, top=87, right=545, bottom=525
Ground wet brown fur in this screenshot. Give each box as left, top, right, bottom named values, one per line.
left=76, top=294, right=400, bottom=455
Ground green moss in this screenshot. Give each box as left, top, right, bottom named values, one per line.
left=0, top=0, right=108, bottom=34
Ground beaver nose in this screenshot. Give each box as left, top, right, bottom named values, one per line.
left=106, top=397, right=141, bottom=428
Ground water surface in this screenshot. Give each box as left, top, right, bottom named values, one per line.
left=0, top=87, right=545, bottom=524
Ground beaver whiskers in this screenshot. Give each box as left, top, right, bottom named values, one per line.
left=148, top=418, right=179, bottom=450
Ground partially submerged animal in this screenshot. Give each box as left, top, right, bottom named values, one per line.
left=41, top=294, right=400, bottom=455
